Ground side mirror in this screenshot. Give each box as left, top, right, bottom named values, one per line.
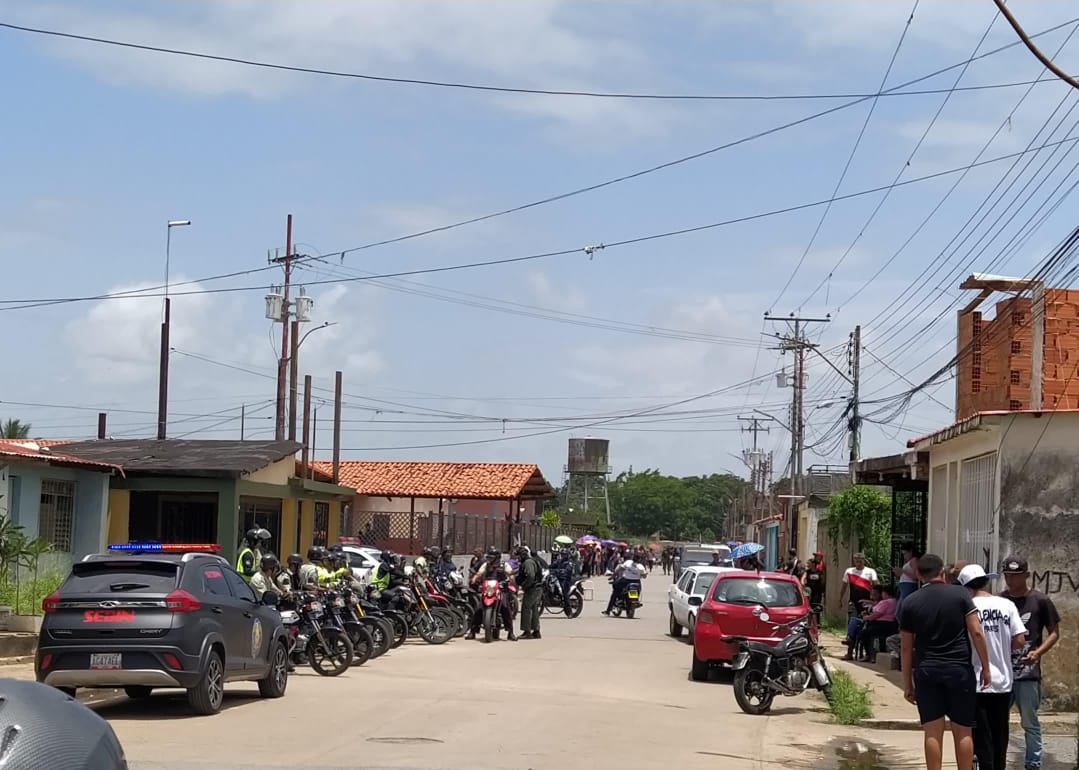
left=261, top=591, right=280, bottom=607
left=688, top=596, right=703, bottom=607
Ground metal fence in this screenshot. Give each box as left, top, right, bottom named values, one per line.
left=348, top=510, right=586, bottom=556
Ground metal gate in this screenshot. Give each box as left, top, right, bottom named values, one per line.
left=890, top=479, right=928, bottom=576
left=959, top=453, right=997, bottom=570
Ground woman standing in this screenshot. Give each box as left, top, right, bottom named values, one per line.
left=892, top=542, right=919, bottom=621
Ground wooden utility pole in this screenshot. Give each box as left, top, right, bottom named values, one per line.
left=848, top=325, right=862, bottom=466
left=301, top=374, right=312, bottom=476
left=332, top=370, right=343, bottom=484
left=288, top=318, right=299, bottom=441
left=273, top=214, right=294, bottom=441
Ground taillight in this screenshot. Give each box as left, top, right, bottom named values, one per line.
left=38, top=654, right=52, bottom=671
left=42, top=591, right=60, bottom=613
left=162, top=653, right=182, bottom=670
left=698, top=610, right=714, bottom=624
left=165, top=590, right=202, bottom=612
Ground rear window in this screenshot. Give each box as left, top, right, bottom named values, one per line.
left=691, top=573, right=718, bottom=595
left=66, top=562, right=179, bottom=594
left=712, top=577, right=803, bottom=608
left=682, top=548, right=731, bottom=566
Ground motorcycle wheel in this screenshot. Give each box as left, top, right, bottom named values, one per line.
left=733, top=669, right=775, bottom=715
left=452, top=607, right=469, bottom=638
left=415, top=610, right=454, bottom=645
left=482, top=605, right=497, bottom=643
left=383, top=612, right=408, bottom=648
left=344, top=622, right=374, bottom=666
left=359, top=617, right=391, bottom=658
left=565, top=592, right=584, bottom=619
left=307, top=629, right=354, bottom=677
left=626, top=603, right=636, bottom=620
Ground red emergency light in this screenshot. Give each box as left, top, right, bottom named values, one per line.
left=108, top=543, right=221, bottom=553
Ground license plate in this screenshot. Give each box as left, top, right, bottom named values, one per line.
left=309, top=602, right=323, bottom=612
left=732, top=652, right=749, bottom=671
left=90, top=653, right=121, bottom=670
left=627, top=591, right=639, bottom=599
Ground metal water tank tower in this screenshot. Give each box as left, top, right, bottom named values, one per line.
left=564, top=437, right=611, bottom=526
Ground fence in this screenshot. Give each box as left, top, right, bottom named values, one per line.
left=348, top=510, right=586, bottom=556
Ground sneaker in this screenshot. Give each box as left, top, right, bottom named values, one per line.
left=601, top=610, right=610, bottom=616
left=520, top=631, right=533, bottom=640
left=533, top=631, right=541, bottom=640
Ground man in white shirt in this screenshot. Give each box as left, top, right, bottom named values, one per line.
left=603, top=556, right=643, bottom=615
left=958, top=564, right=1026, bottom=770
left=838, top=553, right=879, bottom=646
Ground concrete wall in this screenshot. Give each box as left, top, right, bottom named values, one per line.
left=243, top=457, right=294, bottom=486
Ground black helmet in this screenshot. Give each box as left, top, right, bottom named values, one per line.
left=286, top=553, right=303, bottom=567
left=307, top=546, right=326, bottom=562
left=380, top=550, right=396, bottom=564
left=244, top=528, right=260, bottom=546
left=260, top=554, right=279, bottom=571
left=0, top=679, right=127, bottom=768
left=486, top=546, right=500, bottom=560
left=440, top=547, right=453, bottom=559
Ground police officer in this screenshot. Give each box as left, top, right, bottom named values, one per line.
left=469, top=546, right=516, bottom=642
left=516, top=546, right=543, bottom=640
left=250, top=554, right=287, bottom=600
left=236, top=529, right=261, bottom=581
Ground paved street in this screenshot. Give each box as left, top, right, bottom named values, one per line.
left=82, top=585, right=857, bottom=770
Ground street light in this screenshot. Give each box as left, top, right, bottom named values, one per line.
left=288, top=322, right=336, bottom=441
left=158, top=219, right=191, bottom=441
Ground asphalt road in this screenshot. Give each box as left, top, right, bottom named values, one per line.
left=84, top=577, right=843, bottom=770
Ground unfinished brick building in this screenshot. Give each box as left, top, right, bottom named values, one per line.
left=957, top=275, right=1079, bottom=420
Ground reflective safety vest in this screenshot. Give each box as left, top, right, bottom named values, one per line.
left=236, top=547, right=257, bottom=581
left=372, top=564, right=391, bottom=591
left=317, top=566, right=349, bottom=586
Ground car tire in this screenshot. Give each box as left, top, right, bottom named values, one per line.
left=187, top=649, right=225, bottom=715
left=124, top=686, right=153, bottom=700
left=56, top=686, right=77, bottom=698
left=258, top=641, right=288, bottom=699
left=690, top=652, right=709, bottom=682
left=669, top=611, right=683, bottom=638
left=687, top=615, right=696, bottom=642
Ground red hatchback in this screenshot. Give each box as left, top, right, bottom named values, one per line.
left=690, top=570, right=810, bottom=681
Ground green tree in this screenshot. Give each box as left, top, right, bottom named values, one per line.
left=0, top=419, right=30, bottom=439
left=826, top=485, right=892, bottom=572
left=539, top=509, right=561, bottom=528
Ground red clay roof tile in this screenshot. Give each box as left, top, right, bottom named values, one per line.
left=312, top=461, right=552, bottom=500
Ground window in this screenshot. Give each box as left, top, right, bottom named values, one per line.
left=224, top=569, right=256, bottom=602
left=1012, top=312, right=1025, bottom=325
left=1010, top=399, right=1022, bottom=410
left=712, top=577, right=803, bottom=607
left=958, top=453, right=997, bottom=568
left=201, top=567, right=230, bottom=597
left=1010, top=370, right=1022, bottom=384
left=39, top=479, right=75, bottom=552
left=972, top=382, right=981, bottom=393
left=66, top=562, right=179, bottom=594
left=677, top=571, right=693, bottom=592
left=692, top=573, right=718, bottom=596
left=1011, top=340, right=1022, bottom=354
left=313, top=502, right=329, bottom=547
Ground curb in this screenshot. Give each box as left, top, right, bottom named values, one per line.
left=858, top=716, right=1077, bottom=734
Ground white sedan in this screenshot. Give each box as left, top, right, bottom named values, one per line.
left=339, top=545, right=380, bottom=585
left=667, top=566, right=737, bottom=640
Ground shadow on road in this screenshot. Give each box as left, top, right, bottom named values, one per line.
left=91, top=691, right=262, bottom=719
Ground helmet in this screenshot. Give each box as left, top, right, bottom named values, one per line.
left=286, top=553, right=303, bottom=567
left=0, top=679, right=127, bottom=768
left=380, top=550, right=396, bottom=564
left=486, top=546, right=501, bottom=560
left=256, top=528, right=272, bottom=543
left=244, top=528, right=260, bottom=546
left=515, top=545, right=531, bottom=559
left=307, top=546, right=327, bottom=562
left=423, top=546, right=439, bottom=559
left=260, top=554, right=279, bottom=571
left=440, top=547, right=453, bottom=559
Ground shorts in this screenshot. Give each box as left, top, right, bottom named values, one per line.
left=913, top=662, right=976, bottom=727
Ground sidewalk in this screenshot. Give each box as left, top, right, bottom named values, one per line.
left=819, top=630, right=1077, bottom=734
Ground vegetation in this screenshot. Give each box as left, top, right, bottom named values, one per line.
left=538, top=509, right=561, bottom=528
left=600, top=470, right=749, bottom=540
left=0, top=572, right=64, bottom=616
left=0, top=418, right=31, bottom=439
left=826, top=485, right=892, bottom=573
left=827, top=668, right=873, bottom=725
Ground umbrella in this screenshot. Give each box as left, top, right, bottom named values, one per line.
left=730, top=542, right=765, bottom=560
left=648, top=543, right=659, bottom=550
left=726, top=541, right=740, bottom=549
left=615, top=541, right=628, bottom=548
left=576, top=535, right=600, bottom=544
left=600, top=539, right=617, bottom=546
left=554, top=535, right=574, bottom=546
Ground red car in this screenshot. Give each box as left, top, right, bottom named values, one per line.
left=689, top=570, right=810, bottom=681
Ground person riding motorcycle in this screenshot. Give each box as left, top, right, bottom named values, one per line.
left=603, top=552, right=644, bottom=615
left=413, top=546, right=438, bottom=578
left=468, top=546, right=516, bottom=641
left=549, top=544, right=576, bottom=609
left=317, top=546, right=352, bottom=586
left=295, top=546, right=324, bottom=589
left=236, top=528, right=262, bottom=581
left=431, top=547, right=456, bottom=584
left=283, top=553, right=304, bottom=592
left=326, top=549, right=365, bottom=591
left=250, top=554, right=287, bottom=600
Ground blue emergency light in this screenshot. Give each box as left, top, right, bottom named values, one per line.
left=107, top=543, right=221, bottom=553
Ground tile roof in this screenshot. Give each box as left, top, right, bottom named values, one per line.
left=58, top=439, right=302, bottom=479
left=313, top=461, right=554, bottom=500
left=0, top=441, right=123, bottom=475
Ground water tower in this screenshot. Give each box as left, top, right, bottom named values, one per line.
left=563, top=437, right=611, bottom=526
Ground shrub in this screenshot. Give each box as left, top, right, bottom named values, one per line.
left=827, top=668, right=873, bottom=725
left=0, top=571, right=65, bottom=616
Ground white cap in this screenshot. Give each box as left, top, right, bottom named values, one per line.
left=957, top=563, right=998, bottom=586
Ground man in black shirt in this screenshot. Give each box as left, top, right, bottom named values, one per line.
left=899, top=554, right=991, bottom=770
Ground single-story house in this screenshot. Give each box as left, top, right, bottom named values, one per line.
left=315, top=461, right=555, bottom=553
left=908, top=409, right=1079, bottom=708
left=56, top=439, right=355, bottom=564
left=0, top=441, right=122, bottom=568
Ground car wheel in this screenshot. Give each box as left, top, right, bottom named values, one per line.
left=56, top=686, right=76, bottom=698
left=258, top=641, right=288, bottom=699
left=687, top=615, right=696, bottom=642
left=124, top=686, right=153, bottom=700
left=690, top=651, right=709, bottom=682
left=187, top=649, right=224, bottom=715
left=669, top=611, right=683, bottom=638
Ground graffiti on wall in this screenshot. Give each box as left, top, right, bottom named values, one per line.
left=1031, top=570, right=1079, bottom=596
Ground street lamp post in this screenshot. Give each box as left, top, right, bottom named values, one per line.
left=288, top=321, right=335, bottom=441
left=157, top=219, right=191, bottom=440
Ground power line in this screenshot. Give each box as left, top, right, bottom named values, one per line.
left=0, top=19, right=1065, bottom=103
left=992, top=0, right=1079, bottom=91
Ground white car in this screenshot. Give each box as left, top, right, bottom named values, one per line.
left=339, top=545, right=380, bottom=585
left=667, top=566, right=737, bottom=640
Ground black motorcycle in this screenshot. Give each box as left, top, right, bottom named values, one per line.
left=540, top=570, right=584, bottom=618
left=724, top=614, right=832, bottom=715
left=279, top=592, right=354, bottom=677
left=608, top=579, right=642, bottom=619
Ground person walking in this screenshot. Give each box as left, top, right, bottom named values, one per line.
left=1000, top=555, right=1060, bottom=770
left=805, top=551, right=826, bottom=617
left=516, top=546, right=543, bottom=640
left=957, top=564, right=1026, bottom=770
left=900, top=554, right=991, bottom=770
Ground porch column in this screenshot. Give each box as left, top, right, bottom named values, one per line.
left=298, top=500, right=313, bottom=554
left=216, top=481, right=241, bottom=563
left=279, top=497, right=297, bottom=559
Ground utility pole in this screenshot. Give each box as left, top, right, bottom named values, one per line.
left=240, top=404, right=246, bottom=440
left=288, top=318, right=299, bottom=441
left=273, top=214, right=294, bottom=441
left=738, top=416, right=770, bottom=540
left=848, top=325, right=862, bottom=467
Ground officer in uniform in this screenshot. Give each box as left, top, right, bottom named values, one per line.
left=236, top=529, right=261, bottom=581
left=516, top=546, right=543, bottom=640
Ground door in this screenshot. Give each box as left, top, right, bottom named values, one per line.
left=710, top=576, right=766, bottom=638
left=198, top=565, right=250, bottom=673
left=671, top=570, right=693, bottom=624
left=224, top=568, right=262, bottom=672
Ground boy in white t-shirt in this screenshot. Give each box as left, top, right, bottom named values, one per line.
left=957, top=564, right=1026, bottom=770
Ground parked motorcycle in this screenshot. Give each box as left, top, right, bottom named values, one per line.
left=540, top=570, right=584, bottom=618
left=478, top=577, right=516, bottom=643
left=724, top=614, right=832, bottom=715
left=608, top=579, right=642, bottom=619
left=322, top=587, right=374, bottom=666
left=280, top=592, right=354, bottom=676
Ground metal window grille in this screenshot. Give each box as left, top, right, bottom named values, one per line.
left=1011, top=340, right=1022, bottom=354
left=1012, top=312, right=1025, bottom=325
left=1010, top=399, right=1022, bottom=410
left=313, top=502, right=329, bottom=547
left=39, top=479, right=75, bottom=552
left=958, top=453, right=997, bottom=569
left=1010, top=370, right=1021, bottom=384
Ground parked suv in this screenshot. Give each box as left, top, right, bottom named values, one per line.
left=690, top=570, right=810, bottom=681
left=36, top=546, right=290, bottom=715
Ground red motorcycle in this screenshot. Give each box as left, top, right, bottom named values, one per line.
left=479, top=578, right=516, bottom=643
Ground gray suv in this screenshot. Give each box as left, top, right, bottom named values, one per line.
left=36, top=550, right=289, bottom=715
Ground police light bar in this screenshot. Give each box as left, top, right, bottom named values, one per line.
left=108, top=543, right=221, bottom=553
left=338, top=537, right=361, bottom=545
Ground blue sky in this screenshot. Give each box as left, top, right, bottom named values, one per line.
left=3, top=1, right=1079, bottom=481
